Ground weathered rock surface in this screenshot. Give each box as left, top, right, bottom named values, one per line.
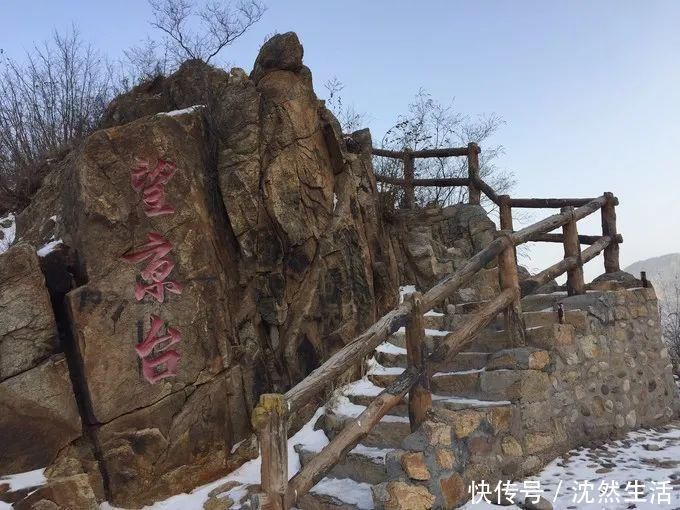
left=0, top=244, right=59, bottom=381
left=388, top=203, right=498, bottom=300
left=0, top=355, right=81, bottom=475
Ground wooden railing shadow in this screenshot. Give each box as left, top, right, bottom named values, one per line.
left=250, top=143, right=623, bottom=509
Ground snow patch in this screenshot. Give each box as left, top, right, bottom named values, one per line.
left=375, top=342, right=406, bottom=355
left=0, top=467, right=46, bottom=492
left=36, top=239, right=63, bottom=257
left=0, top=213, right=16, bottom=254
left=310, top=477, right=374, bottom=509
left=157, top=105, right=204, bottom=117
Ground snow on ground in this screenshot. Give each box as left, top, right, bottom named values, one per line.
left=0, top=213, right=16, bottom=253
left=462, top=421, right=680, bottom=509
left=0, top=468, right=47, bottom=509
left=100, top=409, right=328, bottom=510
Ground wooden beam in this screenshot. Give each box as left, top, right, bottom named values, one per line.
left=421, top=235, right=513, bottom=311
left=372, top=146, right=472, bottom=159
left=374, top=175, right=470, bottom=187
left=284, top=301, right=412, bottom=410
left=473, top=176, right=500, bottom=204
left=497, top=235, right=526, bottom=346
left=251, top=394, right=288, bottom=510
left=286, top=369, right=420, bottom=507
left=432, top=289, right=515, bottom=362
left=601, top=192, right=620, bottom=273
left=507, top=198, right=596, bottom=208
left=403, top=151, right=415, bottom=209
left=529, top=233, right=623, bottom=245
left=520, top=236, right=612, bottom=296
left=467, top=143, right=481, bottom=205
left=405, top=292, right=432, bottom=432
left=561, top=207, right=585, bottom=296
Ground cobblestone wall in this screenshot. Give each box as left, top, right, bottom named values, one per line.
left=374, top=286, right=680, bottom=509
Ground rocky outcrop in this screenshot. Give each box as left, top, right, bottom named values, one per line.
left=0, top=244, right=81, bottom=476
left=4, top=32, right=400, bottom=507
left=388, top=204, right=499, bottom=302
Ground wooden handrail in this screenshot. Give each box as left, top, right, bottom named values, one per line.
left=284, top=369, right=420, bottom=507
left=372, top=146, right=473, bottom=158
left=252, top=140, right=624, bottom=508
left=507, top=198, right=596, bottom=208
left=375, top=175, right=470, bottom=187
left=529, top=233, right=623, bottom=245
left=520, top=235, right=613, bottom=296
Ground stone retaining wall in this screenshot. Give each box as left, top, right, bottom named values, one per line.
left=374, top=286, right=680, bottom=509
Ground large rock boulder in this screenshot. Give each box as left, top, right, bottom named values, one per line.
left=8, top=32, right=399, bottom=507
left=0, top=244, right=81, bottom=476
left=0, top=244, right=59, bottom=380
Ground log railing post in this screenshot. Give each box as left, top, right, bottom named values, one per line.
left=497, top=234, right=526, bottom=346
left=251, top=394, right=289, bottom=510
left=561, top=206, right=585, bottom=296
left=499, top=195, right=513, bottom=232
left=403, top=150, right=415, bottom=209
left=467, top=142, right=481, bottom=205
left=405, top=291, right=432, bottom=432
left=601, top=192, right=620, bottom=273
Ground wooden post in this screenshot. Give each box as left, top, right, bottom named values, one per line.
left=405, top=292, right=432, bottom=432
left=499, top=195, right=513, bottom=231
left=497, top=233, right=526, bottom=346
left=251, top=394, right=288, bottom=510
left=601, top=192, right=620, bottom=273
left=561, top=206, right=585, bottom=296
left=403, top=150, right=415, bottom=209
left=467, top=142, right=481, bottom=205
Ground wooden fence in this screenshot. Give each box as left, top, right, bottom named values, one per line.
left=249, top=143, right=623, bottom=509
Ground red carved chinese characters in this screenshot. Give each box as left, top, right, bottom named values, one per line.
left=131, top=158, right=177, bottom=217
left=123, top=157, right=184, bottom=384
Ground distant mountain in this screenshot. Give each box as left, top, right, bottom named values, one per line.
left=625, top=253, right=680, bottom=300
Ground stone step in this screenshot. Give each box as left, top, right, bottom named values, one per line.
left=423, top=313, right=447, bottom=330
left=374, top=344, right=489, bottom=371
left=320, top=401, right=410, bottom=449
left=297, top=443, right=394, bottom=485
left=520, top=292, right=568, bottom=312
left=298, top=477, right=375, bottom=510
left=479, top=369, right=552, bottom=403
left=430, top=369, right=484, bottom=397
left=386, top=329, right=513, bottom=353
left=522, top=309, right=587, bottom=330
left=346, top=391, right=511, bottom=417
left=485, top=347, right=552, bottom=371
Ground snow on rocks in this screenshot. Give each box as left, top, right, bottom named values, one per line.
left=0, top=213, right=16, bottom=253
left=156, top=105, right=204, bottom=117
left=36, top=239, right=63, bottom=257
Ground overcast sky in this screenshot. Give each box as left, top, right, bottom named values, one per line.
left=4, top=0, right=680, bottom=280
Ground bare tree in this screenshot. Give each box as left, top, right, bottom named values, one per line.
left=0, top=27, right=111, bottom=213
left=660, top=276, right=680, bottom=373
left=375, top=89, right=514, bottom=209
left=324, top=77, right=367, bottom=133
left=147, top=0, right=266, bottom=65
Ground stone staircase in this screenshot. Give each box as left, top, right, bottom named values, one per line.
left=292, top=290, right=588, bottom=509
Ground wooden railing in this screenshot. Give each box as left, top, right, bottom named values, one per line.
left=249, top=143, right=622, bottom=509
